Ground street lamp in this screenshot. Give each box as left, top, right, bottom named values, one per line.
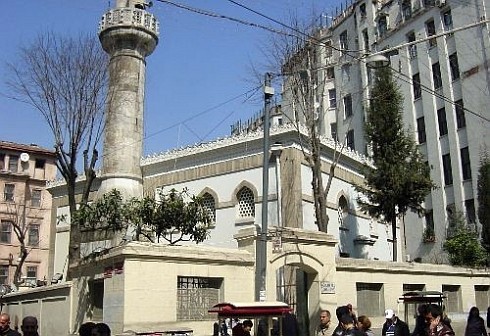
left=365, top=54, right=390, bottom=69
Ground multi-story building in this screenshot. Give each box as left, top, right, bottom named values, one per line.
left=0, top=141, right=57, bottom=288
left=282, top=0, right=490, bottom=262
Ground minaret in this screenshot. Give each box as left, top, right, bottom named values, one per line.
left=98, top=0, right=159, bottom=199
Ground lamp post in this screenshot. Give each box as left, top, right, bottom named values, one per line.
left=255, top=73, right=274, bottom=302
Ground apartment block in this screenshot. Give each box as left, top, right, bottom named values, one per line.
left=0, top=141, right=57, bottom=288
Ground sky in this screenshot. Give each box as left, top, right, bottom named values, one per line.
left=0, top=0, right=345, bottom=158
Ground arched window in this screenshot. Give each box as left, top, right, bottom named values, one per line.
left=237, top=187, right=255, bottom=218
left=338, top=196, right=349, bottom=228
left=201, top=192, right=216, bottom=223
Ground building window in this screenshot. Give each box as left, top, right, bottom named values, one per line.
left=8, top=155, right=18, bottom=173
left=442, top=284, right=462, bottom=313
left=402, top=0, right=412, bottom=20
left=426, top=20, right=437, bottom=48
left=0, top=154, right=5, bottom=170
left=237, top=187, right=255, bottom=218
left=35, top=159, right=46, bottom=169
left=407, top=31, right=417, bottom=58
left=340, top=31, right=348, bottom=50
left=362, top=29, right=369, bottom=51
left=344, top=94, right=353, bottom=118
left=26, top=266, right=37, bottom=285
left=338, top=196, right=349, bottom=228
left=425, top=210, right=435, bottom=233
left=201, top=193, right=216, bottom=223
left=326, top=67, right=335, bottom=79
left=460, top=147, right=472, bottom=180
left=28, top=224, right=40, bottom=247
left=359, top=3, right=367, bottom=18
left=356, top=283, right=384, bottom=316
left=413, top=73, right=421, bottom=100
left=346, top=130, right=355, bottom=151
left=437, top=108, right=448, bottom=136
left=465, top=199, right=476, bottom=224
left=0, top=221, right=12, bottom=243
left=432, top=62, right=442, bottom=90
left=442, top=154, right=453, bottom=186
left=442, top=10, right=453, bottom=31
left=177, top=276, right=222, bottom=321
left=31, top=189, right=42, bottom=207
left=330, top=123, right=338, bottom=141
left=4, top=184, right=15, bottom=202
left=424, top=0, right=435, bottom=6
left=328, top=89, right=337, bottom=108
left=455, top=100, right=466, bottom=129
left=449, top=53, right=460, bottom=81
left=416, top=117, right=426, bottom=144
left=474, top=285, right=490, bottom=312
left=0, top=265, right=8, bottom=285
left=325, top=40, right=333, bottom=58
left=378, top=15, right=388, bottom=38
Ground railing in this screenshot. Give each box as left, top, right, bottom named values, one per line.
left=99, top=8, right=159, bottom=36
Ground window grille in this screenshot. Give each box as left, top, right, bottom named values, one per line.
left=177, top=276, right=222, bottom=321
left=442, top=284, right=462, bottom=313
left=237, top=187, right=255, bottom=218
left=356, top=282, right=384, bottom=316
left=202, top=193, right=216, bottom=223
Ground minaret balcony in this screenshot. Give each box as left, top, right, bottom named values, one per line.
left=99, top=8, right=159, bottom=37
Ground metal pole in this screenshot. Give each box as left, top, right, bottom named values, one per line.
left=255, top=73, right=274, bottom=302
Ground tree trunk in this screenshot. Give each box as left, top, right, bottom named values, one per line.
left=391, top=215, right=397, bottom=262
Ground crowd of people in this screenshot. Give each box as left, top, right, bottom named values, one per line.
left=316, top=304, right=490, bottom=336
left=0, top=313, right=111, bottom=336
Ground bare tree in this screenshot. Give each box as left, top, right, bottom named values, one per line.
left=259, top=17, right=349, bottom=232
left=6, top=32, right=108, bottom=278
left=3, top=196, right=45, bottom=287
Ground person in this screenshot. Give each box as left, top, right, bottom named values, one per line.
left=232, top=319, right=253, bottom=336
left=20, top=316, right=38, bottom=336
left=339, top=314, right=364, bottom=336
left=0, top=313, right=21, bottom=336
left=424, top=304, right=454, bottom=336
left=332, top=306, right=350, bottom=336
left=382, top=309, right=410, bottom=336
left=92, top=323, right=111, bottom=336
left=411, top=304, right=428, bottom=336
left=357, top=315, right=374, bottom=336
left=315, top=310, right=331, bottom=336
left=347, top=304, right=358, bottom=324
left=79, top=322, right=96, bottom=336
left=464, top=306, right=487, bottom=336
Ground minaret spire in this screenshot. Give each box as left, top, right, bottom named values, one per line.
left=98, top=0, right=159, bottom=199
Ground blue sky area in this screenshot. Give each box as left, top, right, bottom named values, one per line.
left=0, top=0, right=345, bottom=157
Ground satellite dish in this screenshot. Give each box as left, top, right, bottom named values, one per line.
left=20, top=153, right=30, bottom=163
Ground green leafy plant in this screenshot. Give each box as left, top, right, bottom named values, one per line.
left=74, top=188, right=212, bottom=245
left=443, top=226, right=486, bottom=267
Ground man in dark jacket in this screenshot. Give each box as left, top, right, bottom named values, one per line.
left=382, top=309, right=410, bottom=336
left=0, top=314, right=20, bottom=336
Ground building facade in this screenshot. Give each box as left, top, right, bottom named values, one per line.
left=0, top=141, right=57, bottom=288
left=281, top=0, right=490, bottom=262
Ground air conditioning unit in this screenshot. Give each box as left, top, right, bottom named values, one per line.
left=435, top=0, right=446, bottom=7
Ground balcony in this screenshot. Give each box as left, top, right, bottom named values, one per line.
left=99, top=7, right=159, bottom=36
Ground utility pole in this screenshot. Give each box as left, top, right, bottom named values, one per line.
left=255, top=73, right=274, bottom=302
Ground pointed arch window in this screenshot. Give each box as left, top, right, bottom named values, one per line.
left=237, top=187, right=255, bottom=218
left=201, top=192, right=216, bottom=223
left=338, top=196, right=349, bottom=228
